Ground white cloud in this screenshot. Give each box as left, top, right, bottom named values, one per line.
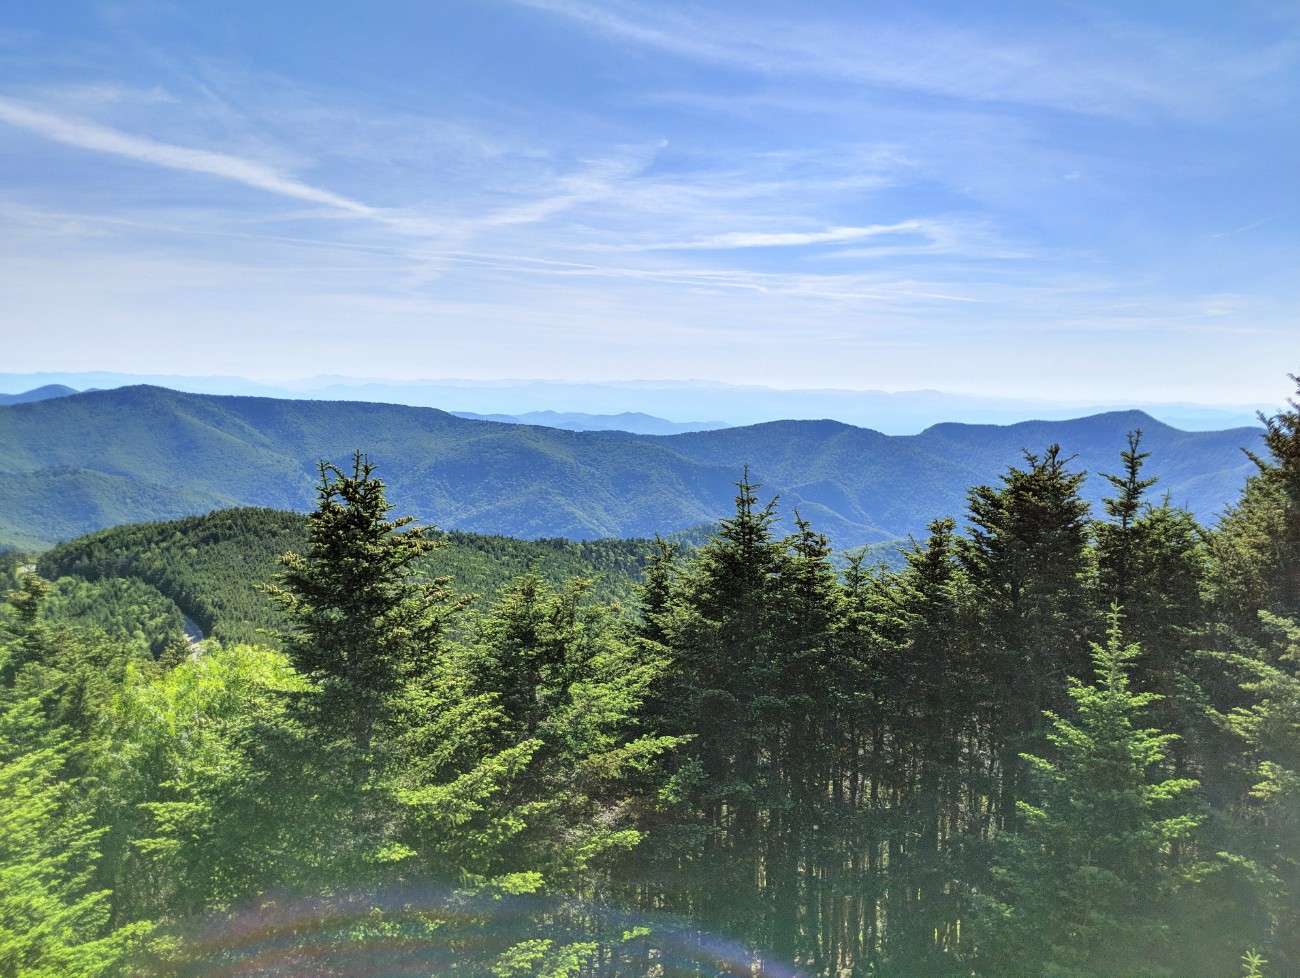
left=630, top=221, right=926, bottom=251
left=1211, top=215, right=1278, bottom=238
left=0, top=95, right=377, bottom=216
left=505, top=0, right=1283, bottom=120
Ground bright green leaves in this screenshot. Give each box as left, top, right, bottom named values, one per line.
left=0, top=695, right=147, bottom=977
left=104, top=643, right=307, bottom=918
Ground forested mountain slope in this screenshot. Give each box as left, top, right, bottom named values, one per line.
left=35, top=507, right=658, bottom=647
left=646, top=410, right=1256, bottom=538
left=1, top=384, right=1297, bottom=977
left=0, top=385, right=1259, bottom=550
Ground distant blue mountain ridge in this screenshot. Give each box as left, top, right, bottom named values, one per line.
left=450, top=410, right=728, bottom=435
left=0, top=385, right=1263, bottom=552
left=0, top=384, right=81, bottom=406
left=0, top=372, right=1271, bottom=433
left=0, top=384, right=724, bottom=436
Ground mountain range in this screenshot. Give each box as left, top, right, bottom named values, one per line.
left=0, top=384, right=728, bottom=436
left=0, top=385, right=1262, bottom=552
left=0, top=372, right=1272, bottom=433
left=449, top=410, right=727, bottom=435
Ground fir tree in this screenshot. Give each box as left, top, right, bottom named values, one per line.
left=1096, top=430, right=1159, bottom=611
left=960, top=445, right=1097, bottom=831
left=977, top=617, right=1200, bottom=978
left=264, top=452, right=458, bottom=748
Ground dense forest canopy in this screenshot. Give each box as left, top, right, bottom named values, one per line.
left=2, top=381, right=1299, bottom=977
left=32, top=508, right=659, bottom=648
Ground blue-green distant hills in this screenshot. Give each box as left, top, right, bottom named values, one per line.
left=0, top=384, right=1261, bottom=551
left=450, top=409, right=727, bottom=434
left=0, top=383, right=80, bottom=406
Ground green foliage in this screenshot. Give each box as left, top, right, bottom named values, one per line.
left=0, top=549, right=36, bottom=595
left=1215, top=612, right=1300, bottom=969
left=112, top=456, right=679, bottom=975
left=38, top=576, right=184, bottom=659
left=1, top=381, right=1298, bottom=978
left=1242, top=948, right=1268, bottom=978
left=960, top=444, right=1098, bottom=838
left=1094, top=431, right=1207, bottom=765
left=101, top=643, right=309, bottom=922
left=0, top=385, right=1257, bottom=551
left=0, top=681, right=148, bottom=976
left=1, top=575, right=154, bottom=747
left=1213, top=377, right=1300, bottom=629
left=38, top=507, right=309, bottom=646
left=631, top=474, right=857, bottom=965
left=387, top=568, right=681, bottom=937
left=961, top=444, right=1096, bottom=675
left=39, top=507, right=655, bottom=647
left=976, top=618, right=1201, bottom=978
left=264, top=452, right=457, bottom=743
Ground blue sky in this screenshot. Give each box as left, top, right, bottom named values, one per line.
left=1, top=0, right=1296, bottom=405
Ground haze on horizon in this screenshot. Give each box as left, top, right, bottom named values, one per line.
left=1, top=1, right=1296, bottom=408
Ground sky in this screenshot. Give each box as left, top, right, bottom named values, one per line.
left=1, top=0, right=1297, bottom=406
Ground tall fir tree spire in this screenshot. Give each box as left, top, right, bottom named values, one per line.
left=265, top=452, right=454, bottom=746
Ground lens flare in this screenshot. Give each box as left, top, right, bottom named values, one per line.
left=135, top=886, right=811, bottom=977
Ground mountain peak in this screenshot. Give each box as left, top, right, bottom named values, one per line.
left=0, top=384, right=80, bottom=406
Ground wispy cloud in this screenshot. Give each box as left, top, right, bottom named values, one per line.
left=415, top=247, right=990, bottom=305
left=46, top=83, right=179, bottom=106
left=471, top=147, right=661, bottom=229
left=0, top=92, right=682, bottom=264
left=628, top=221, right=925, bottom=251
left=0, top=95, right=377, bottom=216
left=506, top=0, right=1275, bottom=120
left=1211, top=214, right=1279, bottom=238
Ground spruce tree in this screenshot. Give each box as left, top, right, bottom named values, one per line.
left=635, top=471, right=788, bottom=958
left=1096, top=430, right=1159, bottom=611
left=875, top=518, right=983, bottom=972
left=1095, top=431, right=1206, bottom=762
left=0, top=681, right=148, bottom=975
left=1217, top=609, right=1300, bottom=970
left=960, top=445, right=1096, bottom=830
left=1214, top=377, right=1300, bottom=631
left=265, top=452, right=456, bottom=748
left=976, top=618, right=1200, bottom=978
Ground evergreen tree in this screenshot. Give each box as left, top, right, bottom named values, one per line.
left=960, top=445, right=1096, bottom=830
left=1211, top=377, right=1300, bottom=635
left=0, top=573, right=53, bottom=685
left=1095, top=431, right=1206, bottom=766
left=1218, top=612, right=1300, bottom=972
left=1200, top=379, right=1300, bottom=970
left=763, top=512, right=842, bottom=964
left=264, top=452, right=459, bottom=748
left=636, top=536, right=679, bottom=651
left=635, top=472, right=790, bottom=957
left=976, top=618, right=1200, bottom=977
left=1096, top=430, right=1159, bottom=612
left=872, top=518, right=985, bottom=973
left=256, top=455, right=467, bottom=898
left=1247, top=377, right=1300, bottom=618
